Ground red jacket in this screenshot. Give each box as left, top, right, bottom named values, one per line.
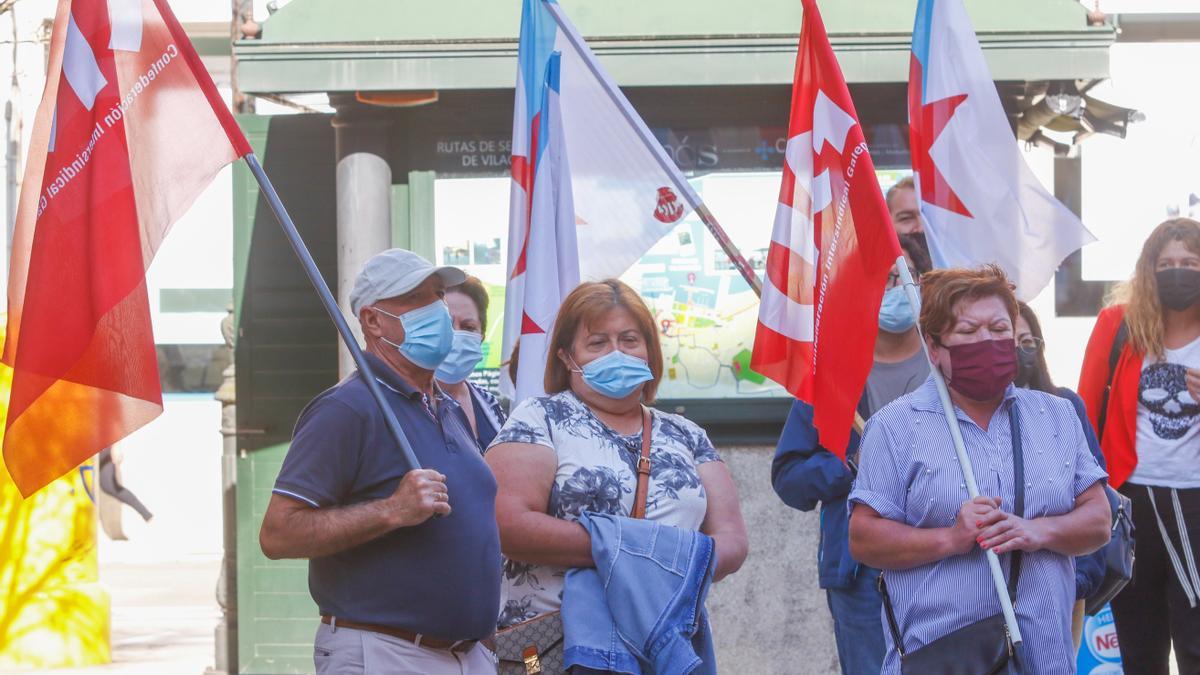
left=1078, top=305, right=1142, bottom=488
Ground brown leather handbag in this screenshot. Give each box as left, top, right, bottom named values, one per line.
left=496, top=407, right=653, bottom=675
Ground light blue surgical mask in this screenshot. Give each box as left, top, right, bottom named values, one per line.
left=435, top=330, right=484, bottom=384
left=878, top=285, right=917, bottom=334
left=571, top=350, right=653, bottom=399
left=373, top=301, right=454, bottom=370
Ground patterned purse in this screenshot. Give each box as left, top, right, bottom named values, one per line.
left=495, top=610, right=564, bottom=675
left=495, top=407, right=653, bottom=675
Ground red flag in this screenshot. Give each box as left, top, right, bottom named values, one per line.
left=3, top=0, right=250, bottom=496
left=750, top=0, right=901, bottom=459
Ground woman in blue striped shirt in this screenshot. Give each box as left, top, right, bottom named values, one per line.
left=849, top=265, right=1111, bottom=674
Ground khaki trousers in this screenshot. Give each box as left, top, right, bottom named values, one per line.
left=314, top=622, right=496, bottom=675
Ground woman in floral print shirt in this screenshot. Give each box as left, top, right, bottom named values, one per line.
left=486, top=279, right=748, bottom=628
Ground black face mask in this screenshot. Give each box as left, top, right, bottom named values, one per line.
left=1015, top=348, right=1038, bottom=388
left=1157, top=268, right=1200, bottom=311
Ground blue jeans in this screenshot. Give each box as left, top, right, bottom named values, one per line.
left=825, top=566, right=886, bottom=675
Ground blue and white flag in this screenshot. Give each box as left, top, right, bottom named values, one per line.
left=507, top=51, right=580, bottom=403
left=908, top=0, right=1096, bottom=299
left=504, top=0, right=695, bottom=403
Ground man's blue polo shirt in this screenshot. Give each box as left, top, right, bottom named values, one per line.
left=272, top=353, right=501, bottom=641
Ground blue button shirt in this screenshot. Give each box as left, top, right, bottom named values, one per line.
left=272, top=354, right=501, bottom=641
left=771, top=399, right=861, bottom=589
left=1054, top=386, right=1110, bottom=600
left=849, top=378, right=1107, bottom=674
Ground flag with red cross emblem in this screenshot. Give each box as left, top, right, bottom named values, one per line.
left=751, top=0, right=902, bottom=460
left=3, top=0, right=250, bottom=495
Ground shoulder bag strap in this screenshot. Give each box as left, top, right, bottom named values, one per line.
left=631, top=406, right=653, bottom=519
left=877, top=574, right=907, bottom=657
left=1008, top=404, right=1025, bottom=602
left=1097, top=320, right=1128, bottom=443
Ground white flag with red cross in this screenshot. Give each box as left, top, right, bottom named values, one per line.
left=503, top=0, right=697, bottom=404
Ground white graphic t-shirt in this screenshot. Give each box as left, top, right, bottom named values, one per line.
left=487, top=391, right=721, bottom=628
left=1132, top=334, right=1200, bottom=488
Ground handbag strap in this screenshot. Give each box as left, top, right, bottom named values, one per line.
left=878, top=399, right=1026, bottom=655
left=1008, top=404, right=1024, bottom=602
left=1097, top=320, right=1128, bottom=443
left=630, top=406, right=653, bottom=519
left=879, top=574, right=907, bottom=656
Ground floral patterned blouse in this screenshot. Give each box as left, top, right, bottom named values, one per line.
left=488, top=390, right=722, bottom=628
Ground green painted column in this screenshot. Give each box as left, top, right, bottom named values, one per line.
left=406, top=170, right=436, bottom=264
left=389, top=171, right=436, bottom=263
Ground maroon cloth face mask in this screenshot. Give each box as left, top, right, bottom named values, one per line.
left=944, top=338, right=1018, bottom=401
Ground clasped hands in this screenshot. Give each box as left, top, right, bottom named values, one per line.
left=951, top=495, right=1045, bottom=556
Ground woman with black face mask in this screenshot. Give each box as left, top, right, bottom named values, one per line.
left=1014, top=302, right=1108, bottom=652
left=1079, top=217, right=1200, bottom=674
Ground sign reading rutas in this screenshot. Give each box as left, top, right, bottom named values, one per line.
left=435, top=138, right=513, bottom=170
left=426, top=124, right=913, bottom=177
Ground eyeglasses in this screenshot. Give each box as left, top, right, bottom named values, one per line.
left=1017, top=336, right=1043, bottom=355
left=887, top=267, right=920, bottom=289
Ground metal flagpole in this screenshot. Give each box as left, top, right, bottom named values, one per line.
left=896, top=258, right=1023, bottom=645
left=542, top=0, right=762, bottom=297
left=243, top=152, right=422, bottom=473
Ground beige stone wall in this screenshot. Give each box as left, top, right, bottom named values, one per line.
left=707, top=445, right=841, bottom=675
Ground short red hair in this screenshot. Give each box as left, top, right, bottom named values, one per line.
left=545, top=279, right=663, bottom=402
left=918, top=264, right=1018, bottom=344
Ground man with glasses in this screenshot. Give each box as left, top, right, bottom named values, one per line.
left=771, top=233, right=932, bottom=675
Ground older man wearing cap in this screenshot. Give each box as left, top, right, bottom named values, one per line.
left=259, top=249, right=501, bottom=674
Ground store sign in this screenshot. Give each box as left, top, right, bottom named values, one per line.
left=435, top=138, right=513, bottom=170
left=428, top=123, right=912, bottom=176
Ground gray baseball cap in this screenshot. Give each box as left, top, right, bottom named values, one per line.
left=349, top=248, right=466, bottom=316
